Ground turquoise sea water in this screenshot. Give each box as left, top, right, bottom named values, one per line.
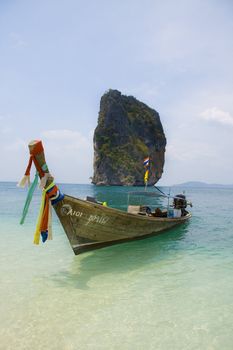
left=0, top=182, right=233, bottom=350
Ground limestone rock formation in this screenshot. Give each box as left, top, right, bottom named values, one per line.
left=92, top=89, right=166, bottom=186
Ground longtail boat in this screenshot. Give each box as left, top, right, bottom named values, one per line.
left=18, top=140, right=192, bottom=255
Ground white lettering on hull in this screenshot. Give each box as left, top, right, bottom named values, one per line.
left=85, top=214, right=109, bottom=226
left=65, top=207, right=109, bottom=226
left=67, top=208, right=83, bottom=218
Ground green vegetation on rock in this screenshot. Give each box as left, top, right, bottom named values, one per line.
left=92, top=89, right=166, bottom=186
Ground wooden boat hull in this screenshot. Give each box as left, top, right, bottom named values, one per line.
left=54, top=194, right=191, bottom=254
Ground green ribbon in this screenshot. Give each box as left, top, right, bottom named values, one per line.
left=20, top=172, right=39, bottom=225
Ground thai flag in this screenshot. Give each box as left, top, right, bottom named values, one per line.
left=143, top=157, right=150, bottom=167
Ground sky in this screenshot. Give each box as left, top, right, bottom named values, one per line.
left=0, top=0, right=232, bottom=185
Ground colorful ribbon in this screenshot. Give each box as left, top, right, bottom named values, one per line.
left=20, top=172, right=39, bottom=225
left=18, top=141, right=45, bottom=187
left=33, top=182, right=64, bottom=244
left=18, top=140, right=64, bottom=246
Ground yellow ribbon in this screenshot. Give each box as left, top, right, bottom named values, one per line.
left=47, top=201, right=53, bottom=240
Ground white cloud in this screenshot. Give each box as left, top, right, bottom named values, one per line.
left=40, top=129, right=93, bottom=183
left=200, top=107, right=233, bottom=126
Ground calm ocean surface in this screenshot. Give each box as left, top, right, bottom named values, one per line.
left=0, top=182, right=233, bottom=350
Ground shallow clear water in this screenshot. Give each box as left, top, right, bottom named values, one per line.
left=0, top=182, right=233, bottom=349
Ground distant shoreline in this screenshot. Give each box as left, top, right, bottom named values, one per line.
left=172, top=181, right=233, bottom=189
left=1, top=180, right=233, bottom=189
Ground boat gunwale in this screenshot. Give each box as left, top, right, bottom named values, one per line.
left=61, top=194, right=192, bottom=223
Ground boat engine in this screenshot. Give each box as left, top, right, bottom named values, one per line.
left=173, top=193, right=193, bottom=216
left=173, top=194, right=187, bottom=210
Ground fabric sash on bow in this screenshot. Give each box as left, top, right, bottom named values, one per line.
left=18, top=141, right=45, bottom=188
left=18, top=140, right=64, bottom=245
left=33, top=182, right=58, bottom=244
